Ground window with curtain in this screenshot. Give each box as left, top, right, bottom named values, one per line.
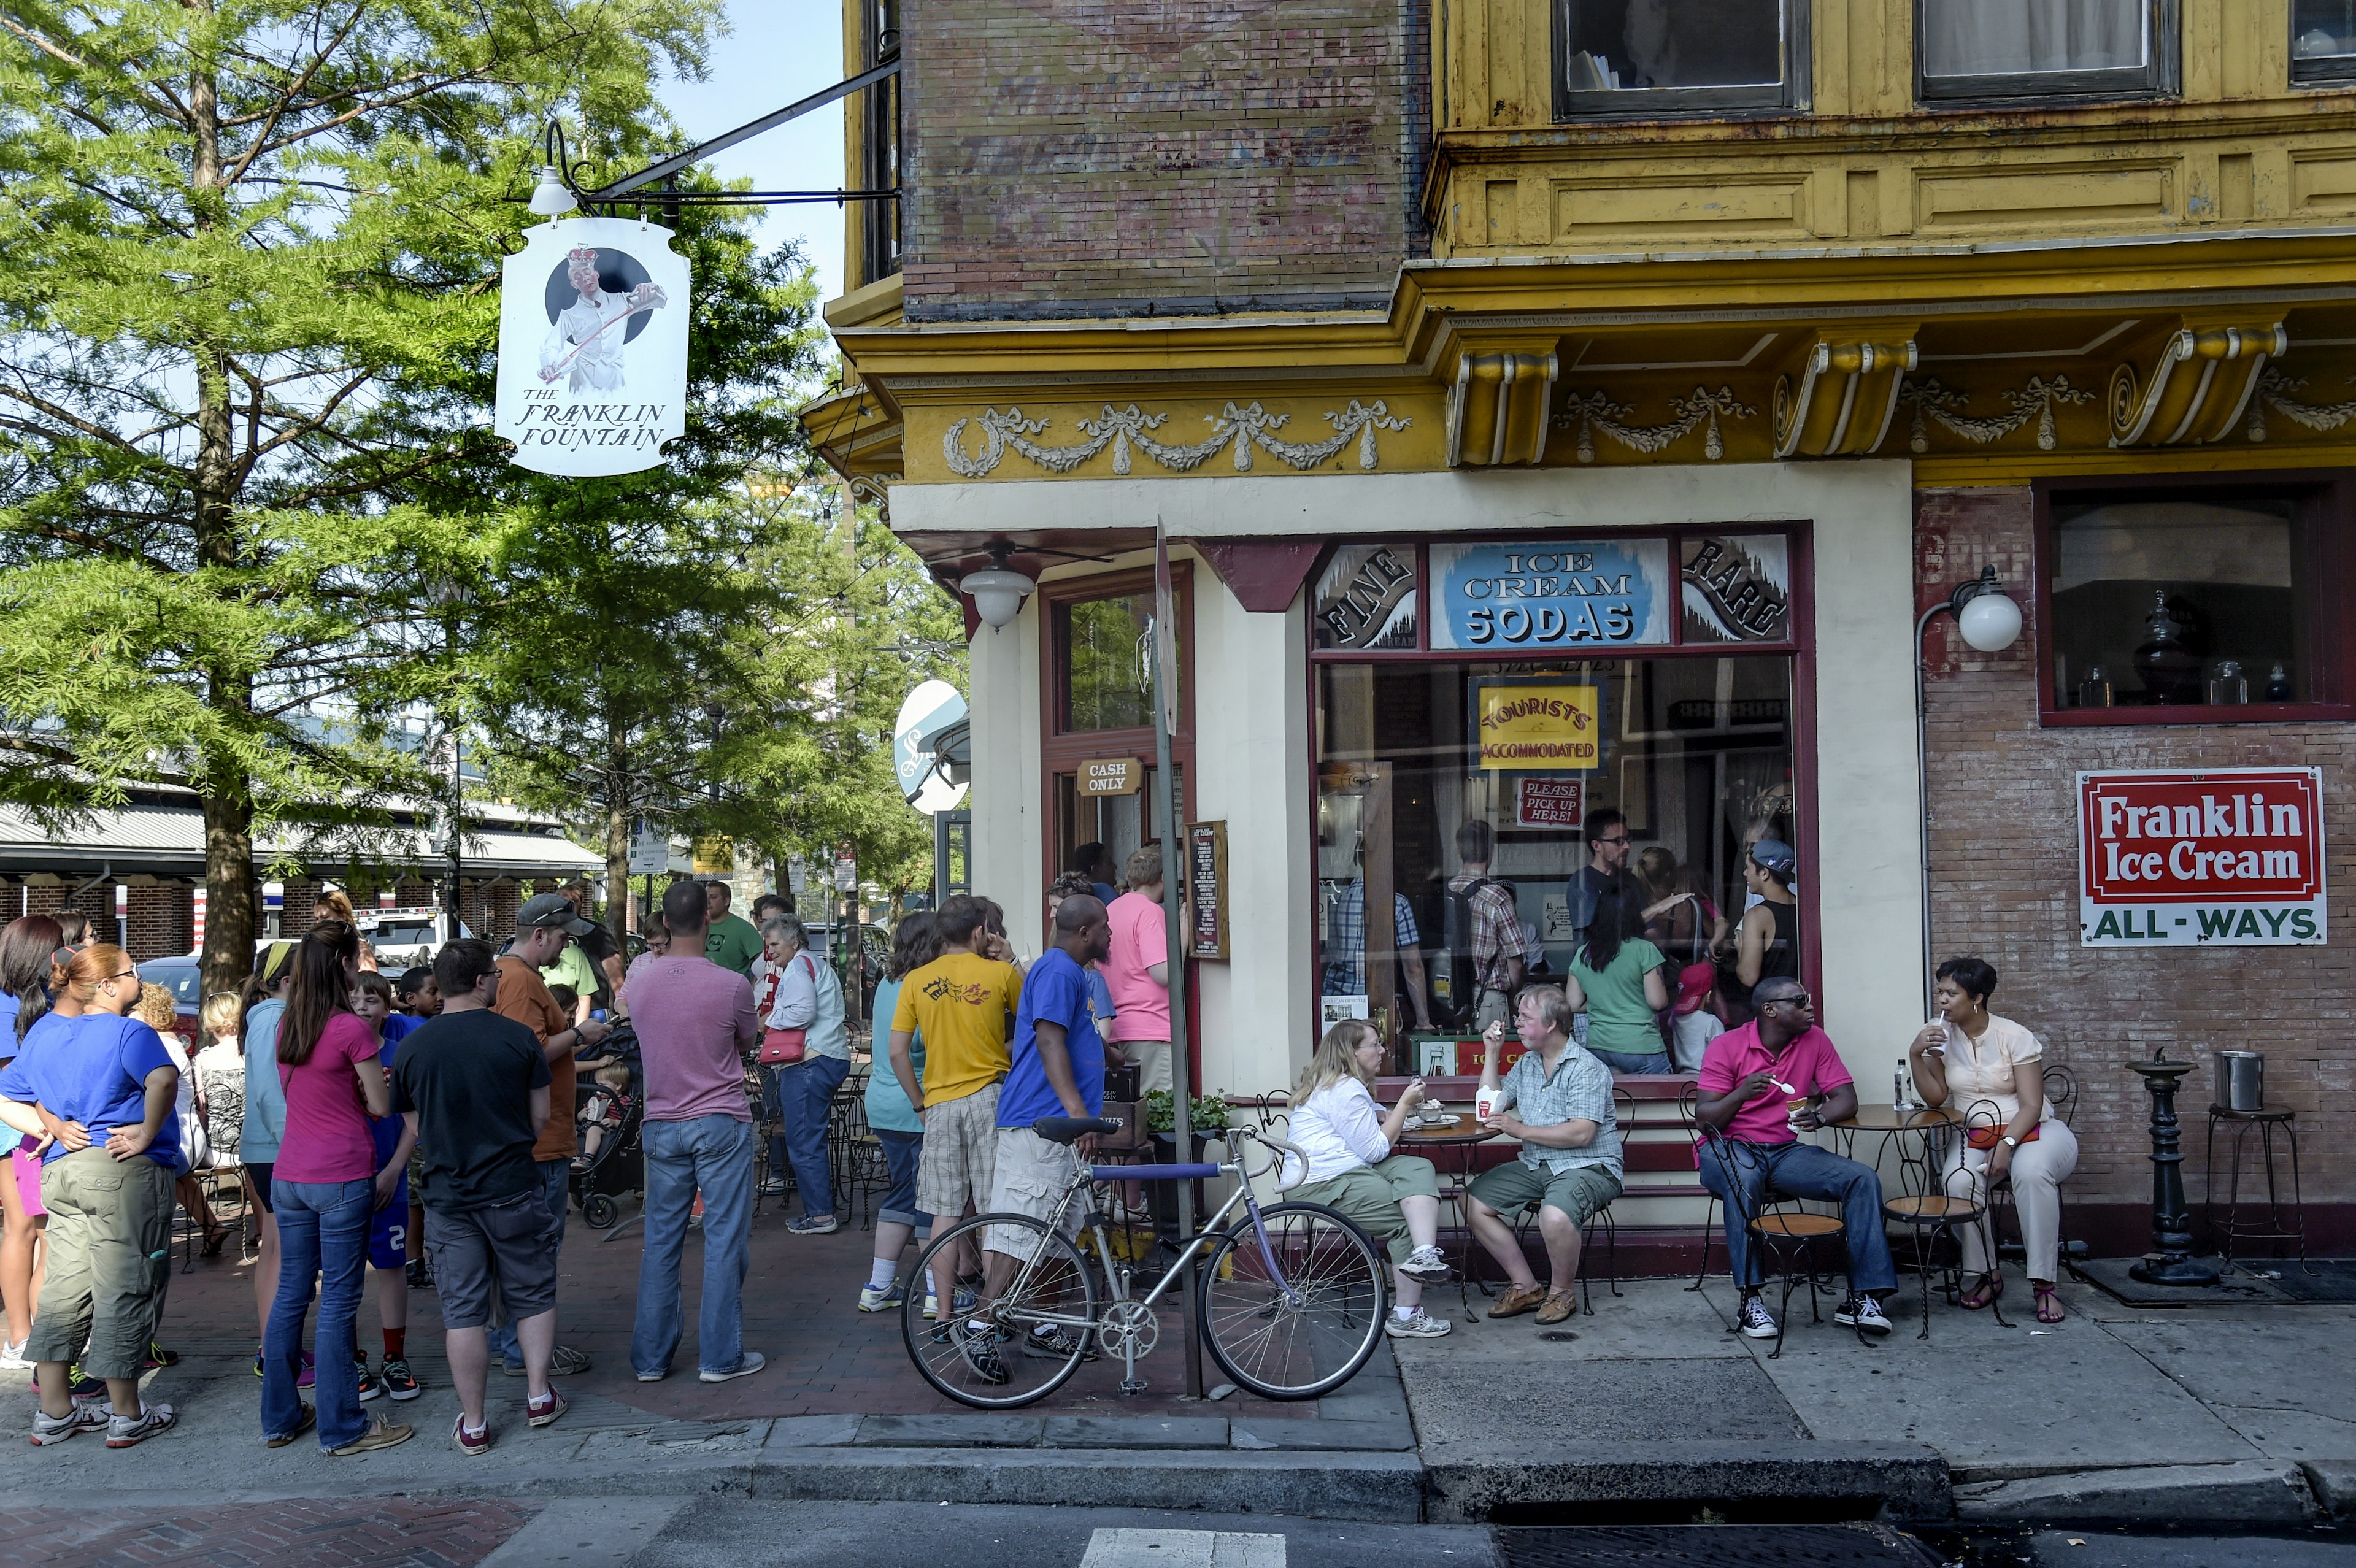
left=1918, top=0, right=2175, bottom=102
left=1552, top=0, right=1808, bottom=118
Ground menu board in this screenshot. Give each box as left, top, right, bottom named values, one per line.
left=1185, top=820, right=1228, bottom=960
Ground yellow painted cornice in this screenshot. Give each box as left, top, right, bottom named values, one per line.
left=823, top=272, right=904, bottom=331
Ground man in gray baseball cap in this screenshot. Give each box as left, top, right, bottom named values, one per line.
left=516, top=893, right=597, bottom=938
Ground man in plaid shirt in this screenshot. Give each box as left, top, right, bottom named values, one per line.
left=1322, top=879, right=1435, bottom=1031
left=1447, top=820, right=1527, bottom=1032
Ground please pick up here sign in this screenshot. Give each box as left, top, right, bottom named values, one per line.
left=2076, top=767, right=2325, bottom=947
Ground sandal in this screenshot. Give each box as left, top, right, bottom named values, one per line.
left=202, top=1223, right=230, bottom=1258
left=1960, top=1272, right=2003, bottom=1311
left=2034, top=1285, right=2065, bottom=1324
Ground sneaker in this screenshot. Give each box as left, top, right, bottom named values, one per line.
left=1385, top=1308, right=1453, bottom=1339
left=1736, top=1296, right=1780, bottom=1340
left=549, top=1343, right=592, bottom=1377
left=1399, top=1246, right=1449, bottom=1283
left=405, top=1257, right=433, bottom=1291
left=699, top=1350, right=766, bottom=1385
left=956, top=1324, right=1009, bottom=1386
left=0, top=1339, right=31, bottom=1372
left=922, top=1287, right=976, bottom=1322
left=328, top=1414, right=414, bottom=1456
left=142, top=1342, right=179, bottom=1370
left=452, top=1413, right=491, bottom=1456
left=64, top=1368, right=103, bottom=1401
left=105, top=1401, right=175, bottom=1449
left=785, top=1213, right=839, bottom=1236
left=634, top=1367, right=668, bottom=1383
left=758, top=1177, right=788, bottom=1196
left=299, top=1351, right=315, bottom=1390
left=378, top=1359, right=421, bottom=1402
left=253, top=1351, right=264, bottom=1380
left=264, top=1405, right=317, bottom=1449
left=31, top=1401, right=107, bottom=1446
left=355, top=1362, right=383, bottom=1402
left=1836, top=1294, right=1894, bottom=1337
left=1021, top=1326, right=1097, bottom=1362
left=858, top=1278, right=907, bottom=1313
left=526, top=1388, right=568, bottom=1428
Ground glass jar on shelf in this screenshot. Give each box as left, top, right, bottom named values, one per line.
left=2207, top=659, right=2249, bottom=705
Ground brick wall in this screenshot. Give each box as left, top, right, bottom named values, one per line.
left=901, top=0, right=1425, bottom=320
left=1917, top=486, right=2356, bottom=1225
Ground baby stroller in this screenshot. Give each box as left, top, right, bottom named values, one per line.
left=571, top=1024, right=645, bottom=1229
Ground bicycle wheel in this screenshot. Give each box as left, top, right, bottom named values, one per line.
left=901, top=1213, right=1099, bottom=1409
left=1196, top=1201, right=1387, bottom=1400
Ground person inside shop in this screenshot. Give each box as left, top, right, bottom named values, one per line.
left=1321, top=857, right=1435, bottom=1035
left=1463, top=986, right=1622, bottom=1327
left=1445, top=820, right=1526, bottom=1033
left=1568, top=809, right=1634, bottom=943
left=1908, top=957, right=2078, bottom=1326
left=1728, top=838, right=1799, bottom=990
left=1693, top=976, right=1896, bottom=1342
left=1069, top=842, right=1120, bottom=909
left=1566, top=879, right=1671, bottom=1075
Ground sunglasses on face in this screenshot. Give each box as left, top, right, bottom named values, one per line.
left=1767, top=993, right=1813, bottom=1010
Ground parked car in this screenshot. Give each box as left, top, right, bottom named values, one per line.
left=252, top=907, right=471, bottom=974
left=133, top=956, right=204, bottom=1050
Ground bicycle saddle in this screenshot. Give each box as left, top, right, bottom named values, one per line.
left=1032, top=1115, right=1123, bottom=1144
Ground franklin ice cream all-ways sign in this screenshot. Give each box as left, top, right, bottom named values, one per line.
left=2077, top=767, right=2325, bottom=946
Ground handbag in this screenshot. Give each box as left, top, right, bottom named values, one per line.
left=756, top=954, right=810, bottom=1066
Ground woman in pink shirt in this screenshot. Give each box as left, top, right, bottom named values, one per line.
left=260, top=923, right=411, bottom=1456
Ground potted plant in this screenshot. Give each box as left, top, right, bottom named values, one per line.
left=1142, top=1090, right=1230, bottom=1240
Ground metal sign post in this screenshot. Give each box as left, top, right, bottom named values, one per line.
left=1152, top=523, right=1204, bottom=1400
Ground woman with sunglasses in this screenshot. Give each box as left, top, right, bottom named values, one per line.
left=0, top=944, right=180, bottom=1447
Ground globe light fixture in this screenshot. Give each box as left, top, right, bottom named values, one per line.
left=1956, top=571, right=2025, bottom=653
left=528, top=164, right=578, bottom=218
left=960, top=542, right=1036, bottom=629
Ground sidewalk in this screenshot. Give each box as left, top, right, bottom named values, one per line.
left=1392, top=1270, right=2356, bottom=1525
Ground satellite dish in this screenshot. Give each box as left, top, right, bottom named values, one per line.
left=893, top=680, right=969, bottom=815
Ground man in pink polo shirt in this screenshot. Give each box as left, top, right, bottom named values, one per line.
left=1693, top=975, right=1897, bottom=1342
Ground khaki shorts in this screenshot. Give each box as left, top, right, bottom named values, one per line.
left=985, top=1127, right=1084, bottom=1262
left=917, top=1082, right=1001, bottom=1221
left=1468, top=1159, right=1621, bottom=1228
left=1291, top=1155, right=1440, bottom=1264
left=1120, top=1040, right=1174, bottom=1096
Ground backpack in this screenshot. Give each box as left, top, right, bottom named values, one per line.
left=1439, top=877, right=1509, bottom=1028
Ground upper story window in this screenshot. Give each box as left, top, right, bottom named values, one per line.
left=858, top=0, right=902, bottom=285
left=2293, top=1, right=2356, bottom=85
left=1919, top=0, right=2178, bottom=105
left=1552, top=0, right=1809, bottom=120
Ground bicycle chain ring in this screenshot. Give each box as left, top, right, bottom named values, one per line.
left=1095, top=1299, right=1161, bottom=1360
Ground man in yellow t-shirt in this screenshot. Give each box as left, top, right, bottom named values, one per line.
left=889, top=894, right=1022, bottom=1333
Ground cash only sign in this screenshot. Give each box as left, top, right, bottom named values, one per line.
left=495, top=217, right=690, bottom=476
left=2077, top=767, right=2325, bottom=946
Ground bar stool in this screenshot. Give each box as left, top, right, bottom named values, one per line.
left=2205, top=1104, right=2311, bottom=1274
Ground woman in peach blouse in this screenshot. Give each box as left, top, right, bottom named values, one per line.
left=1908, top=957, right=2079, bottom=1325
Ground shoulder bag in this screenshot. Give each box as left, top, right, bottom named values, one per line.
left=758, top=953, right=810, bottom=1066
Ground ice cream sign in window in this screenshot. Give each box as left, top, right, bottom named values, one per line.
left=1431, top=540, right=1671, bottom=650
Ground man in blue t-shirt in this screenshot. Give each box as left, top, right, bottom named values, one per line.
left=960, top=896, right=1112, bottom=1380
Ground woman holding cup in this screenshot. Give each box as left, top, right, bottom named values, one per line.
left=1908, top=957, right=2077, bottom=1324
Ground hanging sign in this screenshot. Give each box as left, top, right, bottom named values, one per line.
left=893, top=680, right=969, bottom=813
left=1475, top=685, right=1601, bottom=771
left=1082, top=758, right=1144, bottom=796
left=496, top=217, right=689, bottom=476
left=1430, top=539, right=1670, bottom=650
left=2077, top=767, right=2325, bottom=946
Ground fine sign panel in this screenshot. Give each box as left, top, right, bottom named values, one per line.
left=2077, top=767, right=2324, bottom=946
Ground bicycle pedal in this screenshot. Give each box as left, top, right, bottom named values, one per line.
left=1119, top=1378, right=1150, bottom=1396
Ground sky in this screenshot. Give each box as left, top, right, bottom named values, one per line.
left=656, top=0, right=851, bottom=303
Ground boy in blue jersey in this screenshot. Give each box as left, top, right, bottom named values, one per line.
left=353, top=974, right=423, bottom=1401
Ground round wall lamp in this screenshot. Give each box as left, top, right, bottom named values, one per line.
left=960, top=542, right=1036, bottom=630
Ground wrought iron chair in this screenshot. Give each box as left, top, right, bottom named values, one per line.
left=1879, top=1101, right=2006, bottom=1337
left=1509, top=1085, right=1630, bottom=1314
left=1985, top=1062, right=2081, bottom=1275
left=1693, top=1121, right=1852, bottom=1359
left=1680, top=1082, right=1719, bottom=1291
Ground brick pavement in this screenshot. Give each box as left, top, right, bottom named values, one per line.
left=146, top=1193, right=1315, bottom=1426
left=0, top=1497, right=537, bottom=1567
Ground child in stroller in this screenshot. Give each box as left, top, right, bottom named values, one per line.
left=567, top=1007, right=644, bottom=1228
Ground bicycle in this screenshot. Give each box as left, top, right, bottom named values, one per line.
left=900, top=1115, right=1390, bottom=1409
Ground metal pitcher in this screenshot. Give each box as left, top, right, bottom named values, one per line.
left=2214, top=1050, right=2264, bottom=1113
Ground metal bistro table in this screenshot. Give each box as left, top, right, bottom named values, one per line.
left=1827, top=1104, right=2001, bottom=1334
left=1399, top=1113, right=1503, bottom=1316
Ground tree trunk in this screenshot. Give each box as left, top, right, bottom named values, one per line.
left=200, top=782, right=255, bottom=997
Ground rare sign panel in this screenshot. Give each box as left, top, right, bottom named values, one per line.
left=2077, top=767, right=2325, bottom=946
left=497, top=217, right=689, bottom=475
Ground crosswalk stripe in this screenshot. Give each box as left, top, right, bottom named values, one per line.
left=1078, top=1528, right=1286, bottom=1568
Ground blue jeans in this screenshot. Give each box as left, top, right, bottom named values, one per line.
left=633, top=1115, right=756, bottom=1378
left=263, top=1177, right=373, bottom=1450
left=488, top=1159, right=568, bottom=1369
left=875, top=1128, right=929, bottom=1230
left=1589, top=1046, right=1672, bottom=1075
left=1695, top=1139, right=1898, bottom=1296
left=780, top=1054, right=849, bottom=1218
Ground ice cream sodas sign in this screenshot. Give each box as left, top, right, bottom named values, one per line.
left=2077, top=767, right=2325, bottom=947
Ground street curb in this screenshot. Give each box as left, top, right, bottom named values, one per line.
left=1419, top=1439, right=1953, bottom=1524
left=1953, top=1461, right=2320, bottom=1525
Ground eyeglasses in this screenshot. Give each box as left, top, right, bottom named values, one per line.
left=1594, top=835, right=1630, bottom=847
left=110, top=968, right=139, bottom=983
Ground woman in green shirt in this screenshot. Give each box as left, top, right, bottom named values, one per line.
left=1568, top=880, right=1671, bottom=1074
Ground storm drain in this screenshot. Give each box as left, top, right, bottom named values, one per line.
left=1498, top=1525, right=1939, bottom=1568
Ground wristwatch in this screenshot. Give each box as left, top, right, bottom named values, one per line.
left=2000, top=1135, right=2019, bottom=1150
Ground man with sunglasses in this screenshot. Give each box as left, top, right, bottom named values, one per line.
left=1692, top=976, right=1896, bottom=1340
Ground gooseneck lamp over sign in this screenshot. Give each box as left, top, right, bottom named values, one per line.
left=960, top=542, right=1036, bottom=630
left=1914, top=566, right=2024, bottom=1015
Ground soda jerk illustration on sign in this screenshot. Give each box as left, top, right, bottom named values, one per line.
left=2077, top=767, right=2326, bottom=946
left=495, top=217, right=690, bottom=477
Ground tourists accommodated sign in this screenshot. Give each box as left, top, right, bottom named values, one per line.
left=2077, top=767, right=2325, bottom=946
left=496, top=217, right=689, bottom=476
left=1430, top=540, right=1670, bottom=650
left=1474, top=685, right=1601, bottom=771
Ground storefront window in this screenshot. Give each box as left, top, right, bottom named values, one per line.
left=1315, top=655, right=1795, bottom=1050
left=2048, top=494, right=2308, bottom=712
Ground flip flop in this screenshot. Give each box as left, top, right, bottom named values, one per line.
left=2034, top=1286, right=2065, bottom=1324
